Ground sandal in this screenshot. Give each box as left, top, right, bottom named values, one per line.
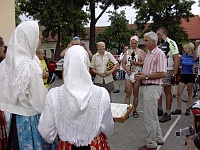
left=133, top=111, right=139, bottom=118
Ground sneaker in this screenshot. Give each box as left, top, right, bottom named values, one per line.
left=113, top=90, right=120, bottom=93
left=158, top=108, right=163, bottom=116
left=159, top=113, right=171, bottom=123
left=171, top=109, right=182, bottom=115
left=185, top=109, right=190, bottom=116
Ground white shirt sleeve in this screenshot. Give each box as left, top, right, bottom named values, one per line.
left=119, top=53, right=124, bottom=61
left=38, top=90, right=57, bottom=143
left=29, top=67, right=48, bottom=114
left=100, top=89, right=114, bottom=139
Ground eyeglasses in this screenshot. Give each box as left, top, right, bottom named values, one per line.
left=157, top=33, right=163, bottom=36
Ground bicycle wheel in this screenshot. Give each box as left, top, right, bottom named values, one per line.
left=193, top=76, right=199, bottom=98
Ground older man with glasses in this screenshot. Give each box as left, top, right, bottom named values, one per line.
left=135, top=31, right=166, bottom=150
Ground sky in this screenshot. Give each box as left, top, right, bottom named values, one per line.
left=93, top=0, right=200, bottom=27
left=20, top=0, right=200, bottom=27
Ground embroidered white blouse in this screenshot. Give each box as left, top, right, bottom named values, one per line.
left=38, top=85, right=114, bottom=146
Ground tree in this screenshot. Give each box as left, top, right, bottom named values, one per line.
left=17, top=0, right=88, bottom=60
left=96, top=10, right=135, bottom=53
left=88, top=0, right=135, bottom=53
left=15, top=1, right=23, bottom=26
left=132, top=0, right=195, bottom=42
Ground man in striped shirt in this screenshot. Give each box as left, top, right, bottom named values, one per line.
left=135, top=31, right=167, bottom=150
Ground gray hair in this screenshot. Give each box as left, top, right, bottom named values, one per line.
left=36, top=47, right=43, bottom=54
left=144, top=31, right=158, bottom=45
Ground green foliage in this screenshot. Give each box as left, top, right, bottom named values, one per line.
left=15, top=1, right=23, bottom=26
left=88, top=0, right=135, bottom=54
left=96, top=10, right=135, bottom=53
left=132, top=0, right=195, bottom=42
left=17, top=0, right=88, bottom=47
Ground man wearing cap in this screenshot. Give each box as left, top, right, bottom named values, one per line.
left=60, top=36, right=93, bottom=58
left=122, top=35, right=146, bottom=118
left=91, top=41, right=118, bottom=99
left=156, top=27, right=179, bottom=122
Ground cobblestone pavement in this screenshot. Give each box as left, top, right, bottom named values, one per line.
left=51, top=78, right=199, bottom=150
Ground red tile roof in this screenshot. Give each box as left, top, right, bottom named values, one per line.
left=84, top=24, right=137, bottom=40
left=43, top=15, right=200, bottom=42
left=85, top=15, right=200, bottom=40
left=181, top=15, right=200, bottom=40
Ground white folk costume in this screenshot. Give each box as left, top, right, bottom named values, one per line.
left=0, top=21, right=48, bottom=149
left=38, top=45, right=114, bottom=149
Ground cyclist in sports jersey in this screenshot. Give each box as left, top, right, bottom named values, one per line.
left=156, top=27, right=179, bottom=123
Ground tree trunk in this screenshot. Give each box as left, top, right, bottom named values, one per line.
left=89, top=0, right=96, bottom=54
left=55, top=25, right=61, bottom=61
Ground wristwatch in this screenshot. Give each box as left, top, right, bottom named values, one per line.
left=172, top=74, right=176, bottom=77
left=146, top=75, right=148, bottom=80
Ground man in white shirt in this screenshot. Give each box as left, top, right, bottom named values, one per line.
left=91, top=42, right=118, bottom=98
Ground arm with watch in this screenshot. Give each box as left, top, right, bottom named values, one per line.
left=135, top=72, right=166, bottom=81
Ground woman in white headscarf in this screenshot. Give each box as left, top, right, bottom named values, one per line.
left=38, top=45, right=114, bottom=149
left=0, top=21, right=48, bottom=149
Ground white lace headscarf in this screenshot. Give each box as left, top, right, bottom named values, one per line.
left=2, top=21, right=41, bottom=104
left=55, top=45, right=110, bottom=146
left=63, top=45, right=93, bottom=112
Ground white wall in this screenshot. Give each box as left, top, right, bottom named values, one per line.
left=0, top=0, right=15, bottom=45
left=40, top=42, right=57, bottom=58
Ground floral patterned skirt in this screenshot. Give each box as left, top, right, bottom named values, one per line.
left=0, top=110, right=7, bottom=150
left=56, top=133, right=110, bottom=150
left=6, top=114, right=57, bottom=150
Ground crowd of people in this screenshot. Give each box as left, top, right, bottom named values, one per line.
left=0, top=20, right=200, bottom=150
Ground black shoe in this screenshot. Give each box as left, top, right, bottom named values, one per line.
left=159, top=113, right=171, bottom=123
left=185, top=109, right=190, bottom=116
left=157, top=142, right=164, bottom=145
left=158, top=108, right=163, bottom=116
left=173, top=94, right=177, bottom=98
left=171, top=109, right=182, bottom=115
left=113, top=90, right=120, bottom=93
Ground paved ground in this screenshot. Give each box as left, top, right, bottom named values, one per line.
left=51, top=77, right=199, bottom=150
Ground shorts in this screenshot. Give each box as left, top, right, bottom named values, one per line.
left=162, top=70, right=173, bottom=86
left=179, top=74, right=195, bottom=84
left=125, top=73, right=130, bottom=80
left=118, top=70, right=126, bottom=80
left=95, top=81, right=114, bottom=93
